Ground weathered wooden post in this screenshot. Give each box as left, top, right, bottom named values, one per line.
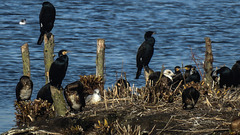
left=96, top=39, right=105, bottom=94
left=43, top=33, right=55, bottom=84
left=204, top=37, right=213, bottom=89
left=50, top=85, right=67, bottom=116
left=21, top=43, right=31, bottom=77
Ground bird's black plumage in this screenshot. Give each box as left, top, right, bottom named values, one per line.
left=182, top=87, right=200, bottom=110
left=186, top=66, right=201, bottom=83
left=64, top=81, right=85, bottom=112
left=136, top=31, right=155, bottom=79
left=37, top=83, right=53, bottom=104
left=16, top=76, right=33, bottom=102
left=172, top=66, right=184, bottom=90
left=184, top=65, right=192, bottom=80
left=232, top=60, right=240, bottom=87
left=37, top=2, right=56, bottom=45
left=213, top=66, right=233, bottom=88
left=49, top=50, right=69, bottom=89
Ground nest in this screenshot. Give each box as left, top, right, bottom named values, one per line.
left=14, top=99, right=54, bottom=126
left=79, top=75, right=104, bottom=96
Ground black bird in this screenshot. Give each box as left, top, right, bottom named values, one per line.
left=182, top=87, right=200, bottom=110
left=173, top=66, right=183, bottom=84
left=49, top=50, right=69, bottom=89
left=37, top=1, right=56, bottom=45
left=212, top=66, right=233, bottom=88
left=16, top=76, right=33, bottom=102
left=64, top=81, right=86, bottom=112
left=172, top=66, right=184, bottom=90
left=232, top=60, right=240, bottom=87
left=184, top=65, right=192, bottom=80
left=37, top=83, right=53, bottom=104
left=115, top=78, right=130, bottom=90
left=186, top=66, right=201, bottom=83
left=135, top=31, right=155, bottom=79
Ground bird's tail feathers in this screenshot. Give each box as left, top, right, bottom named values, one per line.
left=37, top=33, right=44, bottom=45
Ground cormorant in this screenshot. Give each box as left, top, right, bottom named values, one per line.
left=37, top=2, right=56, bottom=45
left=64, top=81, right=85, bottom=112
left=16, top=76, right=33, bottom=102
left=212, top=66, right=233, bottom=88
left=232, top=60, right=240, bottom=86
left=135, top=31, right=155, bottom=79
left=172, top=66, right=184, bottom=90
left=49, top=50, right=69, bottom=89
left=85, top=89, right=102, bottom=104
left=186, top=66, right=201, bottom=83
left=182, top=87, right=200, bottom=110
left=115, top=78, right=130, bottom=90
left=37, top=83, right=53, bottom=104
left=184, top=65, right=192, bottom=80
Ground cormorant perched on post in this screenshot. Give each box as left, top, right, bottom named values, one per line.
left=37, top=83, right=53, bottom=104
left=232, top=60, right=240, bottom=87
left=182, top=87, right=200, bottom=110
left=49, top=50, right=69, bottom=89
left=212, top=66, right=233, bottom=88
left=186, top=66, right=201, bottom=83
left=37, top=1, right=56, bottom=45
left=64, top=81, right=86, bottom=112
left=135, top=31, right=155, bottom=79
left=16, top=76, right=33, bottom=102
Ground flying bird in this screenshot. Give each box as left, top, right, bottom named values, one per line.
left=37, top=1, right=56, bottom=45
left=49, top=50, right=69, bottom=89
left=135, top=31, right=155, bottom=79
left=16, top=76, right=33, bottom=102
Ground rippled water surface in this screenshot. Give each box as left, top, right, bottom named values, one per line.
left=1, top=0, right=240, bottom=132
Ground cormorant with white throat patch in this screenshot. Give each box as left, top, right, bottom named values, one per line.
left=37, top=2, right=56, bottom=45
left=64, top=81, right=86, bottom=112
left=16, top=76, right=33, bottom=102
left=136, top=31, right=155, bottom=79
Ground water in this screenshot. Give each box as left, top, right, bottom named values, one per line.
left=1, top=0, right=240, bottom=133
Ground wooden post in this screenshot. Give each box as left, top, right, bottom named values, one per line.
left=43, top=33, right=55, bottom=84
left=21, top=43, right=31, bottom=77
left=50, top=85, right=67, bottom=116
left=96, top=39, right=105, bottom=94
left=96, top=39, right=105, bottom=77
left=204, top=37, right=213, bottom=89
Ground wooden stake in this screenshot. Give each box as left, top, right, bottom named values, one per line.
left=50, top=85, right=67, bottom=117
left=96, top=39, right=105, bottom=94
left=21, top=43, right=31, bottom=77
left=43, top=33, right=55, bottom=84
left=204, top=37, right=213, bottom=89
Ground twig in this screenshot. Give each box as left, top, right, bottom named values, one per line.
left=158, top=115, right=175, bottom=134
left=166, top=128, right=228, bottom=133
left=148, top=125, right=156, bottom=135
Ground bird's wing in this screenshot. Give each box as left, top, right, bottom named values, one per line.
left=16, top=82, right=23, bottom=101
left=136, top=42, right=146, bottom=67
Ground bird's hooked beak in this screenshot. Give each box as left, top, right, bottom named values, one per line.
left=62, top=50, right=71, bottom=55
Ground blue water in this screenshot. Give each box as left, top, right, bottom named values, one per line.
left=1, top=0, right=240, bottom=133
